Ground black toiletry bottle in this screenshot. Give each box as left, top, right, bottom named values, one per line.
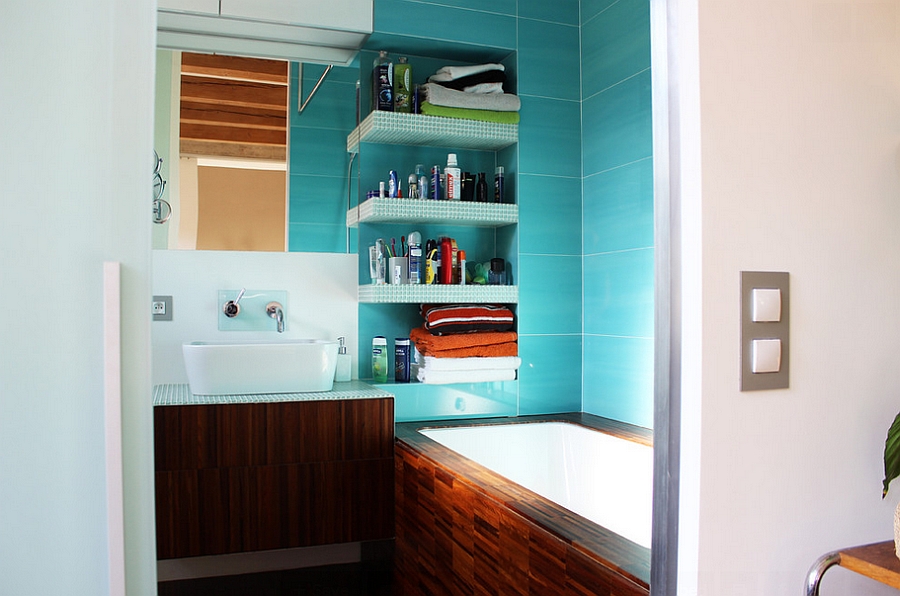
left=373, top=50, right=393, bottom=111
left=475, top=172, right=489, bottom=202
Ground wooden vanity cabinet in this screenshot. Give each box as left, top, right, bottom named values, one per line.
left=153, top=398, right=394, bottom=560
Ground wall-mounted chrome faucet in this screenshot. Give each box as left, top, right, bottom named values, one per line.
left=223, top=287, right=246, bottom=318
left=266, top=301, right=285, bottom=333
left=217, top=289, right=287, bottom=332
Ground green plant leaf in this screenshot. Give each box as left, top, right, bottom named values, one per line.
left=883, top=411, right=900, bottom=498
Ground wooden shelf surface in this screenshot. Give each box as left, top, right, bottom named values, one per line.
left=839, top=541, right=900, bottom=589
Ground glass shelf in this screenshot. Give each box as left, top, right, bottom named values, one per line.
left=347, top=111, right=517, bottom=154
left=347, top=197, right=517, bottom=227
left=359, top=284, right=518, bottom=304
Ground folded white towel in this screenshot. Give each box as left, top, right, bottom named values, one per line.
left=463, top=82, right=504, bottom=94
left=420, top=356, right=521, bottom=372
left=416, top=368, right=517, bottom=385
left=423, top=83, right=521, bottom=112
left=430, top=63, right=505, bottom=82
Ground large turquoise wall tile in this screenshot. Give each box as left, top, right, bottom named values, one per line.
left=583, top=248, right=654, bottom=337
left=288, top=63, right=357, bottom=252
left=374, top=0, right=516, bottom=49
left=519, top=96, right=582, bottom=177
left=581, top=0, right=620, bottom=23
left=289, top=127, right=351, bottom=177
left=517, top=19, right=581, bottom=100
left=583, top=157, right=653, bottom=254
left=518, top=0, right=580, bottom=26
left=518, top=334, right=583, bottom=414
left=288, top=223, right=347, bottom=253
left=581, top=0, right=650, bottom=99
left=582, top=334, right=653, bottom=428
left=582, top=69, right=652, bottom=175
left=518, top=254, right=582, bottom=334
left=288, top=174, right=349, bottom=227
left=518, top=174, right=582, bottom=255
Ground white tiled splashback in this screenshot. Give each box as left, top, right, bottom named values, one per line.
left=151, top=250, right=358, bottom=386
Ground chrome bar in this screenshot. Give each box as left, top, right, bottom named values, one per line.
left=804, top=551, right=841, bottom=596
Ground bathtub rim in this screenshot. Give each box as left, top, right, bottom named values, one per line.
left=395, top=411, right=652, bottom=589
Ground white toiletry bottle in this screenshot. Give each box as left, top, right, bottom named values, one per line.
left=445, top=153, right=461, bottom=201
left=334, top=336, right=352, bottom=382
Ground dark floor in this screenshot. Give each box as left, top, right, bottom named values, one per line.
left=158, top=560, right=395, bottom=596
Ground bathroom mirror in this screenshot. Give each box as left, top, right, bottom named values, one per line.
left=154, top=49, right=358, bottom=253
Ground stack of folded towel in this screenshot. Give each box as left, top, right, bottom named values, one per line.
left=410, top=304, right=521, bottom=384
left=422, top=63, right=520, bottom=124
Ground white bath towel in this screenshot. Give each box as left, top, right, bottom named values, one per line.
left=462, top=82, right=505, bottom=94
left=423, top=83, right=521, bottom=112
left=430, top=63, right=505, bottom=82
left=416, top=368, right=517, bottom=385
left=420, top=356, right=521, bottom=372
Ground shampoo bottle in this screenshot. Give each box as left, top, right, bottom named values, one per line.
left=334, top=337, right=351, bottom=382
left=372, top=336, right=388, bottom=382
left=393, top=57, right=412, bottom=113
left=373, top=51, right=393, bottom=112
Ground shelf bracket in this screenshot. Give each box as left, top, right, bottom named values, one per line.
left=298, top=64, right=333, bottom=115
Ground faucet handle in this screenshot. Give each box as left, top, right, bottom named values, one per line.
left=223, top=288, right=246, bottom=318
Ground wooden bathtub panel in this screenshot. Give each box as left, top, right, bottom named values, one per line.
left=394, top=433, right=650, bottom=596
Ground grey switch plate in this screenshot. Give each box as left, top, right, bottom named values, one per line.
left=740, top=271, right=789, bottom=391
left=152, top=295, right=173, bottom=321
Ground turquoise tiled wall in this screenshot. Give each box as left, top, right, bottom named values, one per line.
left=287, top=62, right=358, bottom=253
left=581, top=0, right=654, bottom=428
left=340, top=0, right=653, bottom=424
left=514, top=1, right=584, bottom=415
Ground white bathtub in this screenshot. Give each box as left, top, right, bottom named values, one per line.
left=420, top=421, right=653, bottom=548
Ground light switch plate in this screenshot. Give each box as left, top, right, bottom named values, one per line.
left=740, top=272, right=789, bottom=391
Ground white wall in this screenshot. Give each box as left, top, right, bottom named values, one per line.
left=677, top=1, right=900, bottom=594
left=152, top=250, right=359, bottom=385
left=0, top=1, right=157, bottom=595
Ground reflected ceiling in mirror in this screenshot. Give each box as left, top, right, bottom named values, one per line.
left=154, top=49, right=357, bottom=254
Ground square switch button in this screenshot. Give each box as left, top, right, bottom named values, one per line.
left=751, top=288, right=781, bottom=322
left=751, top=339, right=781, bottom=373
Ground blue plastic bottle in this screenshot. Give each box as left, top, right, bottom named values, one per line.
left=431, top=165, right=442, bottom=200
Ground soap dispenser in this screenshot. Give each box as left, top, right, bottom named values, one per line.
left=334, top=337, right=352, bottom=382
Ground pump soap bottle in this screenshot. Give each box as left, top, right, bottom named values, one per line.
left=334, top=337, right=352, bottom=382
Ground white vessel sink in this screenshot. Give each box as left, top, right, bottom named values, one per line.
left=183, top=340, right=339, bottom=395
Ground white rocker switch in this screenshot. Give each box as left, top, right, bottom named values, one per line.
left=751, top=288, right=781, bottom=322
left=751, top=339, right=781, bottom=374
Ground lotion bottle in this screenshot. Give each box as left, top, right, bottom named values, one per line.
left=372, top=336, right=388, bottom=382
left=334, top=337, right=351, bottom=382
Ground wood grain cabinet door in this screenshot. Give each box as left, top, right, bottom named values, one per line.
left=154, top=398, right=394, bottom=559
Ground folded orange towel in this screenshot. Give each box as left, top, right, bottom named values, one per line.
left=420, top=342, right=518, bottom=358
left=410, top=326, right=517, bottom=351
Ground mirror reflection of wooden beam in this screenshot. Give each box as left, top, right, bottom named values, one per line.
left=179, top=52, right=288, bottom=161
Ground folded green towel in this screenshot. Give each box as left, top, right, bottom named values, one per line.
left=420, top=102, right=521, bottom=124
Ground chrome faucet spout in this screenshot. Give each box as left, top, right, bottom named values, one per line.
left=266, top=301, right=285, bottom=333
